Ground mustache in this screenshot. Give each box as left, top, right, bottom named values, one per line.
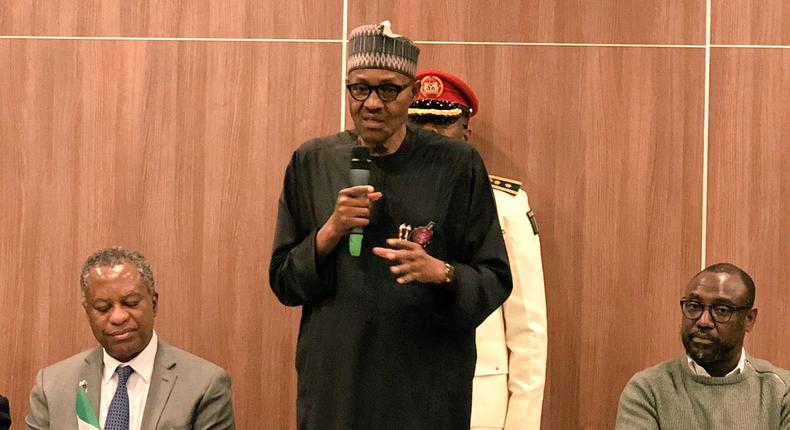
left=684, top=331, right=718, bottom=343
left=106, top=328, right=135, bottom=336
left=690, top=332, right=713, bottom=339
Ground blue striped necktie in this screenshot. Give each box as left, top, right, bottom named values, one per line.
left=105, top=366, right=134, bottom=430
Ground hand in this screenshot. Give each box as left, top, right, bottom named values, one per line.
left=372, top=238, right=448, bottom=284
left=316, top=185, right=382, bottom=256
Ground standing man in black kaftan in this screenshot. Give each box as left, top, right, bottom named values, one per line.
left=269, top=20, right=512, bottom=430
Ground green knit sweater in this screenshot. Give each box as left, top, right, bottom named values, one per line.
left=616, top=355, right=790, bottom=429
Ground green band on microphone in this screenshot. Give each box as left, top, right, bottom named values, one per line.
left=349, top=233, right=363, bottom=257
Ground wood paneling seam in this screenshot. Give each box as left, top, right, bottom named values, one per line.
left=0, top=35, right=343, bottom=43
left=414, top=41, right=706, bottom=49
left=4, top=36, right=790, bottom=50
left=711, top=44, right=790, bottom=49
left=339, top=0, right=349, bottom=131
left=701, top=0, right=711, bottom=270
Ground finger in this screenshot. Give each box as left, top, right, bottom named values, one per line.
left=396, top=271, right=418, bottom=284
left=372, top=247, right=411, bottom=263
left=386, top=238, right=418, bottom=249
left=344, top=217, right=371, bottom=229
left=337, top=206, right=371, bottom=219
left=338, top=194, right=374, bottom=209
left=341, top=185, right=375, bottom=197
left=368, top=191, right=383, bottom=202
left=389, top=262, right=413, bottom=275
left=372, top=247, right=397, bottom=260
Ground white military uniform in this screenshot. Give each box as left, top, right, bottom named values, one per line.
left=470, top=175, right=548, bottom=430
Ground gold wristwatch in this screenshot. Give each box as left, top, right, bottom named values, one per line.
left=443, top=262, right=455, bottom=284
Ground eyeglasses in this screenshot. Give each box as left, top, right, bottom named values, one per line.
left=346, top=82, right=411, bottom=103
left=680, top=298, right=751, bottom=323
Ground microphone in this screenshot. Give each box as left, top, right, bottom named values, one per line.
left=349, top=146, right=372, bottom=257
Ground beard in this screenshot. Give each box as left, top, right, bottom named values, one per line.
left=682, top=331, right=735, bottom=365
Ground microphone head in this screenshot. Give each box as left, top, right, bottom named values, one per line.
left=351, top=145, right=370, bottom=160
left=351, top=146, right=371, bottom=170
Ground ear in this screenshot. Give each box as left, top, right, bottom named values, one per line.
left=410, top=80, right=421, bottom=101
left=151, top=291, right=159, bottom=317
left=463, top=127, right=471, bottom=142
left=744, top=308, right=757, bottom=332
left=81, top=287, right=91, bottom=310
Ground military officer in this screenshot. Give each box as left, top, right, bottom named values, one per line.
left=408, top=70, right=548, bottom=430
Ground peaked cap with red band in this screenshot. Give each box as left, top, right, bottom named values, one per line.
left=409, top=69, right=479, bottom=118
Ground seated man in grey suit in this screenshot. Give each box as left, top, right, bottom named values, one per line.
left=26, top=246, right=235, bottom=430
left=0, top=394, right=10, bottom=430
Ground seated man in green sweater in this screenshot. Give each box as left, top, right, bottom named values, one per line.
left=616, top=262, right=790, bottom=429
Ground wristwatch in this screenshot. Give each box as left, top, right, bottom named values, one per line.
left=443, top=262, right=455, bottom=284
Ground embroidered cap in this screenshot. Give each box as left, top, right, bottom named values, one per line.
left=347, top=20, right=420, bottom=79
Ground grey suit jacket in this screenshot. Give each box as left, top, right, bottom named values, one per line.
left=0, top=394, right=10, bottom=430
left=26, top=340, right=235, bottom=430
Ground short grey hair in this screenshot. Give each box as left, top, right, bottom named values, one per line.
left=80, top=246, right=155, bottom=298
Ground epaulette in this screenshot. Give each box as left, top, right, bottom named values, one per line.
left=489, top=175, right=521, bottom=196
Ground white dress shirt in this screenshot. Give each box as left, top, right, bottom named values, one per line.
left=100, top=331, right=158, bottom=430
left=687, top=347, right=746, bottom=377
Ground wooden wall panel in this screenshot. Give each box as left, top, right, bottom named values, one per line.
left=1, top=1, right=784, bottom=429
left=0, top=39, right=342, bottom=429
left=707, top=48, right=790, bottom=368
left=712, top=0, right=790, bottom=45
left=0, top=0, right=343, bottom=39
left=415, top=44, right=705, bottom=429
left=349, top=0, right=705, bottom=44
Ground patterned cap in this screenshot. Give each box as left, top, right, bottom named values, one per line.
left=347, top=20, right=420, bottom=79
left=409, top=69, right=479, bottom=118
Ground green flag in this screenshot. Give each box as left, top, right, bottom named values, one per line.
left=76, top=383, right=100, bottom=430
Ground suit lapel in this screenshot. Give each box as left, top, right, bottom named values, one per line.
left=80, top=348, right=104, bottom=422
left=141, top=340, right=177, bottom=430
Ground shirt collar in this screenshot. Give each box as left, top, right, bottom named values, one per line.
left=102, top=330, right=158, bottom=384
left=687, top=347, right=746, bottom=377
